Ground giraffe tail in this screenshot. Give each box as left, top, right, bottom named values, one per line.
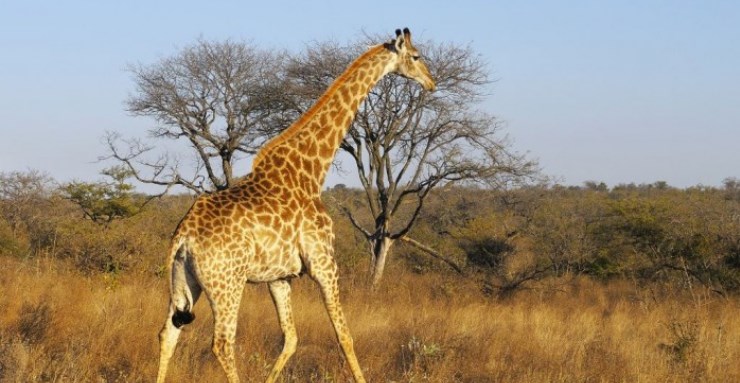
left=169, top=237, right=197, bottom=328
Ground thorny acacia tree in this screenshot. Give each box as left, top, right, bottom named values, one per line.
left=287, top=38, right=537, bottom=286
left=109, top=39, right=294, bottom=193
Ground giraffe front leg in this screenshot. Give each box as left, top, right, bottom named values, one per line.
left=265, top=279, right=298, bottom=383
left=311, top=260, right=367, bottom=383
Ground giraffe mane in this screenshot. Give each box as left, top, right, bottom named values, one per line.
left=251, top=43, right=388, bottom=171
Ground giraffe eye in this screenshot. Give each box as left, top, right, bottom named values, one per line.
left=411, top=55, right=420, bottom=61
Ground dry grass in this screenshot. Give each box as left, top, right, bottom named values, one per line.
left=1, top=256, right=738, bottom=383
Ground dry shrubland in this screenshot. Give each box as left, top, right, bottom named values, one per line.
left=1, top=256, right=738, bottom=382
left=1, top=171, right=739, bottom=382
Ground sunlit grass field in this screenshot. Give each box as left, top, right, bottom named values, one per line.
left=1, top=255, right=737, bottom=382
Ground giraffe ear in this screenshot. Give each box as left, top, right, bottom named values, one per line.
left=394, top=29, right=405, bottom=51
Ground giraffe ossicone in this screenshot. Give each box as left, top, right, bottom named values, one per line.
left=156, top=27, right=435, bottom=383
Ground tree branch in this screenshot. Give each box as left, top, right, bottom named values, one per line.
left=340, top=206, right=372, bottom=238
left=398, top=235, right=464, bottom=274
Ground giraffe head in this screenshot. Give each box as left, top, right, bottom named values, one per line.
left=385, top=28, right=436, bottom=92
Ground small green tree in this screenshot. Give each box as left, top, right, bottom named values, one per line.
left=62, top=166, right=141, bottom=226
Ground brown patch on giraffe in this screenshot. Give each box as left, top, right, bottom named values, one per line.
left=276, top=187, right=290, bottom=202
left=301, top=157, right=313, bottom=174
left=312, top=159, right=324, bottom=178
left=332, top=113, right=343, bottom=127
left=282, top=171, right=296, bottom=189
left=306, top=140, right=318, bottom=157
left=272, top=156, right=285, bottom=169
left=319, top=142, right=334, bottom=159
left=266, top=169, right=280, bottom=182
left=339, top=87, right=351, bottom=104
left=279, top=209, right=293, bottom=222
left=275, top=146, right=289, bottom=156
left=254, top=203, right=270, bottom=215
left=287, top=151, right=301, bottom=166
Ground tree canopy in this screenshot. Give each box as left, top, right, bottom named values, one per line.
left=285, top=37, right=537, bottom=286
left=110, top=39, right=295, bottom=193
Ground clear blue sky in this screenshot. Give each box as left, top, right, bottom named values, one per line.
left=1, top=0, right=738, bottom=190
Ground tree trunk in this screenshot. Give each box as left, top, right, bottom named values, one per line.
left=370, top=236, right=394, bottom=289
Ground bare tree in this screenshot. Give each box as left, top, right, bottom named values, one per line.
left=288, top=38, right=537, bottom=287
left=109, top=39, right=295, bottom=193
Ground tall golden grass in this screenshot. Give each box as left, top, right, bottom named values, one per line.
left=1, top=255, right=738, bottom=382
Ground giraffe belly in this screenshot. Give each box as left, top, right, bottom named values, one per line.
left=244, top=244, right=303, bottom=282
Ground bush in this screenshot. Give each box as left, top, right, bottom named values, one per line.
left=0, top=218, right=26, bottom=257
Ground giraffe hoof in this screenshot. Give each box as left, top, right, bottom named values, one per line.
left=172, top=310, right=195, bottom=328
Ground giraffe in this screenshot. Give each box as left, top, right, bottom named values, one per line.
left=156, top=28, right=435, bottom=383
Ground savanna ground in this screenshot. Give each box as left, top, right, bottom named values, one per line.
left=1, top=173, right=739, bottom=382
left=1, top=256, right=738, bottom=383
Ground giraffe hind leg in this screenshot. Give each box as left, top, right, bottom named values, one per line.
left=208, top=282, right=244, bottom=383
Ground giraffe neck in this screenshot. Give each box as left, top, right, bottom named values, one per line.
left=251, top=44, right=394, bottom=195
